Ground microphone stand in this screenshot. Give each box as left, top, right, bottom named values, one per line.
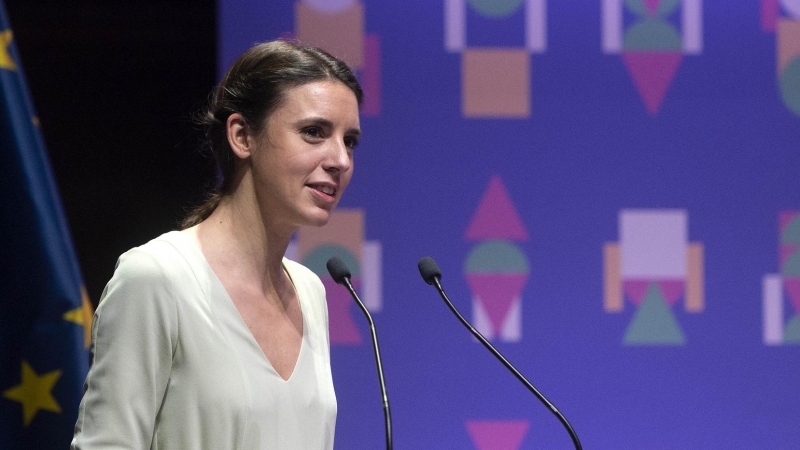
left=339, top=276, right=393, bottom=450
left=429, top=276, right=582, bottom=450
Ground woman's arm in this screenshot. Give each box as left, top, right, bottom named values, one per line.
left=71, top=247, right=177, bottom=450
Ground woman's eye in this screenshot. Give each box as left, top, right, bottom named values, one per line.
left=302, top=127, right=323, bottom=139
left=344, top=137, right=359, bottom=150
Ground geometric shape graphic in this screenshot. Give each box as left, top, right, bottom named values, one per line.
left=763, top=0, right=780, bottom=32
left=464, top=239, right=529, bottom=342
left=784, top=278, right=800, bottom=314
left=322, top=276, right=363, bottom=344
left=783, top=0, right=800, bottom=18
left=777, top=19, right=800, bottom=72
left=763, top=274, right=784, bottom=345
left=295, top=208, right=383, bottom=344
left=302, top=0, right=357, bottom=14
left=466, top=420, right=530, bottom=450
left=623, top=283, right=686, bottom=345
left=604, top=243, right=623, bottom=312
left=362, top=240, right=383, bottom=311
left=295, top=2, right=365, bottom=68
left=779, top=56, right=800, bottom=116
left=619, top=209, right=688, bottom=279
left=762, top=212, right=800, bottom=345
left=467, top=273, right=528, bottom=335
left=445, top=0, right=467, bottom=51
left=465, top=175, right=529, bottom=241
left=445, top=0, right=547, bottom=118
left=607, top=209, right=702, bottom=345
left=623, top=279, right=654, bottom=305
left=780, top=210, right=800, bottom=243
left=464, top=176, right=531, bottom=343
left=525, top=0, right=547, bottom=51
left=685, top=242, right=705, bottom=312
left=465, top=240, right=530, bottom=272
left=462, top=48, right=530, bottom=117
left=765, top=16, right=800, bottom=116
left=783, top=315, right=800, bottom=343
left=602, top=0, right=702, bottom=114
left=621, top=51, right=683, bottom=114
left=294, top=1, right=383, bottom=117
left=467, top=0, right=524, bottom=18
left=361, top=33, right=381, bottom=115
left=473, top=293, right=522, bottom=341
left=297, top=209, right=364, bottom=266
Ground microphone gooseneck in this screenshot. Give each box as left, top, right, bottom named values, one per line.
left=417, top=256, right=582, bottom=450
left=326, top=257, right=392, bottom=450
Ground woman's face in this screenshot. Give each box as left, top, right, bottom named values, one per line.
left=250, top=80, right=361, bottom=233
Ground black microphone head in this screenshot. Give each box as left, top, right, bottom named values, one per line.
left=418, top=257, right=442, bottom=285
left=326, top=257, right=351, bottom=285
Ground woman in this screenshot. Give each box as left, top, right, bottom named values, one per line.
left=72, top=40, right=363, bottom=449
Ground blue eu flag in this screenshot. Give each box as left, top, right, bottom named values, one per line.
left=0, top=1, right=91, bottom=448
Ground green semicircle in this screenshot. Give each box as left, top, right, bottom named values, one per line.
left=302, top=244, right=361, bottom=277
left=465, top=240, right=529, bottom=273
left=623, top=19, right=682, bottom=50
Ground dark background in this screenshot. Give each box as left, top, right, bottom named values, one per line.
left=6, top=0, right=217, bottom=306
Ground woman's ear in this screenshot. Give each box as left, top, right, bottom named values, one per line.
left=226, top=113, right=253, bottom=160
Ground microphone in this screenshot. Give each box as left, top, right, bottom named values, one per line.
left=417, top=256, right=582, bottom=450
left=326, top=257, right=392, bottom=450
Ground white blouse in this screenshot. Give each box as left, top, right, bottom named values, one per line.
left=72, top=231, right=337, bottom=449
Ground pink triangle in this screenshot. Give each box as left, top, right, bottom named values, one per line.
left=323, top=277, right=362, bottom=344
left=466, top=420, right=529, bottom=450
left=466, top=273, right=528, bottom=333
left=657, top=279, right=685, bottom=306
left=623, top=279, right=652, bottom=306
left=465, top=175, right=529, bottom=241
left=644, top=0, right=662, bottom=15
left=622, top=51, right=683, bottom=114
left=784, top=278, right=800, bottom=315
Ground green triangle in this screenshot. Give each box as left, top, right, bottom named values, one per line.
left=781, top=213, right=800, bottom=244
left=783, top=315, right=800, bottom=344
left=623, top=283, right=686, bottom=346
left=781, top=252, right=800, bottom=277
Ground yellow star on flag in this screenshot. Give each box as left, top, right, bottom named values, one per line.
left=2, top=361, right=62, bottom=426
left=63, top=287, right=94, bottom=348
left=0, top=29, right=16, bottom=71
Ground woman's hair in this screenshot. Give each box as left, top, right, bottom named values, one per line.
left=181, top=40, right=363, bottom=229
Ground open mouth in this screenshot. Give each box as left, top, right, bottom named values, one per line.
left=309, top=184, right=336, bottom=197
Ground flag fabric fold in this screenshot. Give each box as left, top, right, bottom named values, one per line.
left=0, top=1, right=90, bottom=448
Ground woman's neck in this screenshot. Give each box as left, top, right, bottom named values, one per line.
left=192, top=193, right=294, bottom=296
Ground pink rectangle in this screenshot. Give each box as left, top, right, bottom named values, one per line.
left=761, top=0, right=779, bottom=32
left=362, top=34, right=381, bottom=116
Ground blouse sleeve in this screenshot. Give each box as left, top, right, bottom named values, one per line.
left=71, top=245, right=178, bottom=450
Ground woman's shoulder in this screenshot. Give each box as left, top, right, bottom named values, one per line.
left=107, top=230, right=206, bottom=294
left=283, top=257, right=329, bottom=301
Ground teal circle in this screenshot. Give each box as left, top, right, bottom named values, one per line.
left=302, top=244, right=361, bottom=277
left=464, top=240, right=529, bottom=273
left=467, top=0, right=524, bottom=18
left=624, top=0, right=680, bottom=17
left=623, top=19, right=682, bottom=50
left=779, top=56, right=800, bottom=117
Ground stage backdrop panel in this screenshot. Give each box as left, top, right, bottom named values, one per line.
left=220, top=1, right=800, bottom=448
